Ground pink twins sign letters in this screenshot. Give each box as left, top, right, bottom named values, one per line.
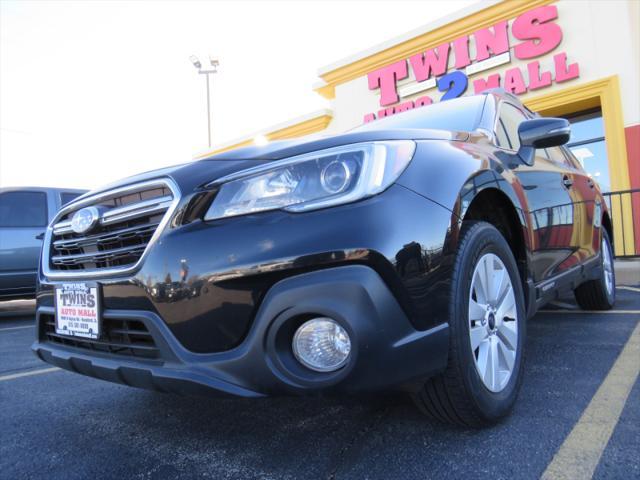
left=364, top=5, right=579, bottom=123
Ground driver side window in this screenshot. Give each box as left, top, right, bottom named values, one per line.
left=498, top=103, right=528, bottom=151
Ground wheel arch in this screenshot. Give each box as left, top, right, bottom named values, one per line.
left=457, top=181, right=531, bottom=312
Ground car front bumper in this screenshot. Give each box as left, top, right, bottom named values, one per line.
left=33, top=265, right=449, bottom=397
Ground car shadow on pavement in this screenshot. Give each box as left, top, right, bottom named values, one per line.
left=115, top=390, right=466, bottom=477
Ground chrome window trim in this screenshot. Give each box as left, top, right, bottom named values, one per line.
left=42, top=178, right=181, bottom=280
left=491, top=100, right=533, bottom=153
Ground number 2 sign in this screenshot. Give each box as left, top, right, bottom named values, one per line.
left=437, top=71, right=469, bottom=101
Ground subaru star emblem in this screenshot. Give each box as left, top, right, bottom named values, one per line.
left=70, top=206, right=100, bottom=234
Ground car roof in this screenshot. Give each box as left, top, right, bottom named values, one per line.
left=0, top=186, right=87, bottom=193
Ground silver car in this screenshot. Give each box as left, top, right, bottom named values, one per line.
left=0, top=187, right=86, bottom=300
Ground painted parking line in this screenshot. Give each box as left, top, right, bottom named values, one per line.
left=542, top=321, right=640, bottom=480
left=539, top=309, right=640, bottom=314
left=0, top=367, right=60, bottom=382
left=617, top=285, right=640, bottom=293
left=0, top=324, right=35, bottom=332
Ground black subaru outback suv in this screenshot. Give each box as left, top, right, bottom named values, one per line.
left=33, top=91, right=614, bottom=427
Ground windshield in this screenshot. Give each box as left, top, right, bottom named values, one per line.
left=353, top=95, right=486, bottom=133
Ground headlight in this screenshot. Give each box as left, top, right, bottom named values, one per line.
left=204, top=141, right=416, bottom=220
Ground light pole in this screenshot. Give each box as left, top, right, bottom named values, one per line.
left=190, top=55, right=219, bottom=148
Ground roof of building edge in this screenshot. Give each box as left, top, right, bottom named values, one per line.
left=193, top=108, right=333, bottom=159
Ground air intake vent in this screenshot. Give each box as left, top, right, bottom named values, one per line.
left=40, top=313, right=160, bottom=359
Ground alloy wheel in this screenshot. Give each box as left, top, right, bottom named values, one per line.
left=602, top=236, right=614, bottom=296
left=468, top=253, right=519, bottom=393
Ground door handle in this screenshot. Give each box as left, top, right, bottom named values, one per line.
left=35, top=232, right=45, bottom=240
left=562, top=175, right=573, bottom=188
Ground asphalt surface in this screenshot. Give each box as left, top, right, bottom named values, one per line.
left=1, top=288, right=638, bottom=480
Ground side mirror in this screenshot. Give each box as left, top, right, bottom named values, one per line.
left=517, top=118, right=570, bottom=165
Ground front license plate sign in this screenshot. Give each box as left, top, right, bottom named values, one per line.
left=55, top=283, right=100, bottom=339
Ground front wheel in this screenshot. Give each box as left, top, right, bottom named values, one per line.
left=413, top=221, right=526, bottom=427
left=574, top=230, right=616, bottom=310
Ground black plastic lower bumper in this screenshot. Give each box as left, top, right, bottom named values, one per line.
left=32, top=265, right=449, bottom=397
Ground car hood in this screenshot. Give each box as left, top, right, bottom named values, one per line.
left=201, top=128, right=468, bottom=161
left=78, top=128, right=468, bottom=199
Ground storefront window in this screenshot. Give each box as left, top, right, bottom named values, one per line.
left=564, top=110, right=611, bottom=192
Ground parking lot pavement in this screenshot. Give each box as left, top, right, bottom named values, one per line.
left=1, top=288, right=638, bottom=480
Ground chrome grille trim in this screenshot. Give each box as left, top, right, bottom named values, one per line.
left=52, top=221, right=73, bottom=235
left=42, top=178, right=181, bottom=280
left=51, top=244, right=147, bottom=266
left=52, top=222, right=160, bottom=249
left=51, top=195, right=173, bottom=233
left=100, top=195, right=173, bottom=225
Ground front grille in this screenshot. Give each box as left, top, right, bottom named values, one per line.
left=41, top=313, right=160, bottom=359
left=47, top=180, right=177, bottom=274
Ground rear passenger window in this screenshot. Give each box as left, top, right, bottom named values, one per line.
left=0, top=191, right=48, bottom=227
left=61, top=192, right=82, bottom=206
left=499, top=103, right=528, bottom=151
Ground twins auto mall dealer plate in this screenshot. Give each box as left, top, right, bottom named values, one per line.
left=55, top=283, right=100, bottom=339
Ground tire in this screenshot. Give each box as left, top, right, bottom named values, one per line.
left=413, top=221, right=526, bottom=427
left=574, top=230, right=616, bottom=310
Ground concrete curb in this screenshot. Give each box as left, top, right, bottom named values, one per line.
left=615, top=259, right=640, bottom=286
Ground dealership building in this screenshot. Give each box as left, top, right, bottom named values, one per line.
left=200, top=0, right=639, bottom=255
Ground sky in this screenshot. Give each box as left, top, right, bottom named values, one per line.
left=0, top=0, right=476, bottom=190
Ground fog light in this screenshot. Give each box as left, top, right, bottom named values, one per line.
left=292, top=318, right=351, bottom=372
